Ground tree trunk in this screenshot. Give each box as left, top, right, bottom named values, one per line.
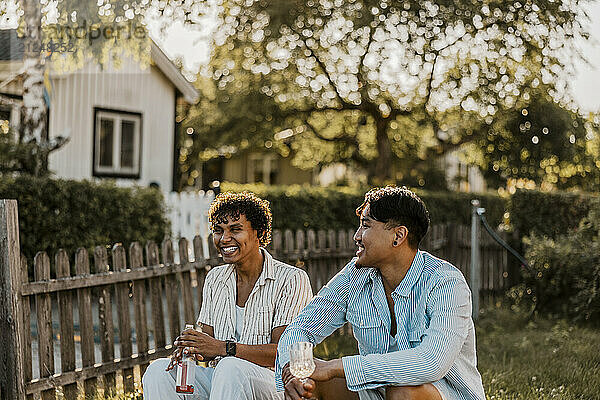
left=21, top=0, right=48, bottom=175
left=371, top=116, right=392, bottom=184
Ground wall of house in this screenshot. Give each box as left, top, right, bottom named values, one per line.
left=47, top=59, right=175, bottom=190
left=222, top=153, right=313, bottom=185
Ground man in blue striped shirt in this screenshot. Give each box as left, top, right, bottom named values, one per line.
left=276, top=186, right=485, bottom=400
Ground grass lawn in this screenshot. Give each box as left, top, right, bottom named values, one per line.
left=102, top=307, right=600, bottom=400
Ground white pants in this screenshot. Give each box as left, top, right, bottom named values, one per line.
left=142, top=357, right=284, bottom=400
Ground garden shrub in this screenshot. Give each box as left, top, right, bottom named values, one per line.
left=510, top=189, right=597, bottom=238
left=220, top=182, right=506, bottom=230
left=513, top=199, right=600, bottom=322
left=0, top=176, right=170, bottom=266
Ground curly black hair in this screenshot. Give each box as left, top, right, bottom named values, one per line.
left=208, top=192, right=273, bottom=247
left=356, top=186, right=430, bottom=249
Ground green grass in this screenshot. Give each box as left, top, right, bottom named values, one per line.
left=100, top=307, right=600, bottom=400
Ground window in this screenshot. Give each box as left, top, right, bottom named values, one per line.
left=93, top=108, right=142, bottom=178
left=247, top=154, right=278, bottom=184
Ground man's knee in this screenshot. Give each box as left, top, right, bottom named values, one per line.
left=142, top=358, right=171, bottom=385
left=385, top=384, right=442, bottom=400
left=212, top=357, right=250, bottom=382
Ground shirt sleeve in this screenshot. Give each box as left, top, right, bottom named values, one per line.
left=273, top=269, right=313, bottom=328
left=341, top=275, right=472, bottom=391
left=196, top=271, right=214, bottom=327
left=275, top=263, right=352, bottom=391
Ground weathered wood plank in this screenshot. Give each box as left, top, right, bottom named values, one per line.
left=55, top=250, right=76, bottom=400
left=112, top=244, right=134, bottom=393
left=130, top=242, right=150, bottom=377
left=34, top=252, right=55, bottom=400
left=20, top=256, right=33, bottom=400
left=93, top=246, right=116, bottom=395
left=25, top=346, right=174, bottom=394
left=178, top=238, right=196, bottom=325
left=145, top=242, right=166, bottom=350
left=20, top=261, right=202, bottom=295
left=162, top=239, right=181, bottom=342
left=192, top=236, right=206, bottom=314
left=0, top=200, right=27, bottom=400
left=76, top=248, right=97, bottom=398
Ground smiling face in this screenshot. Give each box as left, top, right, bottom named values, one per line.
left=354, top=204, right=397, bottom=268
left=212, top=213, right=261, bottom=265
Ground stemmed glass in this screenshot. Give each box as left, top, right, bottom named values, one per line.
left=289, top=342, right=316, bottom=384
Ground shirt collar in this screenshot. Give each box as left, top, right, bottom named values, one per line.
left=394, top=250, right=425, bottom=297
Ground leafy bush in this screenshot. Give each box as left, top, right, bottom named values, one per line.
left=513, top=199, right=600, bottom=322
left=220, top=182, right=506, bottom=230
left=0, top=176, right=170, bottom=266
left=510, top=189, right=597, bottom=238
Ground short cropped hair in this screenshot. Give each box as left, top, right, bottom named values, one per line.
left=208, top=192, right=273, bottom=247
left=356, top=186, right=430, bottom=249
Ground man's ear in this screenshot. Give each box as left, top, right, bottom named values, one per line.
left=393, top=226, right=409, bottom=246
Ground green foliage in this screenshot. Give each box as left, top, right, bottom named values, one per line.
left=0, top=176, right=170, bottom=266
left=479, top=92, right=600, bottom=191
left=510, top=189, right=597, bottom=238
left=513, top=200, right=600, bottom=321
left=220, top=182, right=506, bottom=230
left=180, top=0, right=590, bottom=184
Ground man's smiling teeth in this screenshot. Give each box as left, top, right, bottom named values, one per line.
left=221, top=246, right=238, bottom=254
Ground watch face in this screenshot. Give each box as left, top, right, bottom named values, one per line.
left=226, top=341, right=236, bottom=356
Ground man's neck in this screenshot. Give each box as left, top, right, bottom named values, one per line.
left=234, top=249, right=264, bottom=284
left=379, top=247, right=418, bottom=294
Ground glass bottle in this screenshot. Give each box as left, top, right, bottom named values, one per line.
left=176, top=324, right=197, bottom=394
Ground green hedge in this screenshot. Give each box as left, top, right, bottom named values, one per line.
left=511, top=199, right=600, bottom=322
left=0, top=176, right=170, bottom=264
left=510, top=189, right=598, bottom=238
left=220, top=183, right=506, bottom=230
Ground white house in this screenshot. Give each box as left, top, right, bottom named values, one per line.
left=0, top=29, right=199, bottom=191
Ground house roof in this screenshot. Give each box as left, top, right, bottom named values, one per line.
left=0, top=29, right=199, bottom=104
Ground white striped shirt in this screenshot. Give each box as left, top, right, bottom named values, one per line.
left=197, top=249, right=313, bottom=345
left=276, top=250, right=485, bottom=400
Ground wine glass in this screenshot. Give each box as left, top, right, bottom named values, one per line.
left=289, top=342, right=315, bottom=384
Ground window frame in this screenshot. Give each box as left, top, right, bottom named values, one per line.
left=92, top=107, right=143, bottom=179
left=247, top=153, right=278, bottom=185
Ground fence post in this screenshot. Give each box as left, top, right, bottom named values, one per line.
left=470, top=199, right=482, bottom=320
left=0, top=200, right=26, bottom=400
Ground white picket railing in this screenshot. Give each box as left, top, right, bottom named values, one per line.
left=165, top=190, right=215, bottom=257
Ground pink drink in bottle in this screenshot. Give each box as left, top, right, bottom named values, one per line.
left=176, top=324, right=197, bottom=394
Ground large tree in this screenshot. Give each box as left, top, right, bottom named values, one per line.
left=179, top=0, right=591, bottom=184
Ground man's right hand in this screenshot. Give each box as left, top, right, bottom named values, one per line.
left=283, top=363, right=315, bottom=399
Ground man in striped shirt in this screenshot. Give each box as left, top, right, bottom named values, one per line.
left=277, top=186, right=485, bottom=400
left=143, top=192, right=313, bottom=400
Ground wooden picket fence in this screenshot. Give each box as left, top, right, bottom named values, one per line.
left=0, top=200, right=509, bottom=400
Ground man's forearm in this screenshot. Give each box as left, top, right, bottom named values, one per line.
left=325, top=359, right=345, bottom=379
left=235, top=343, right=278, bottom=368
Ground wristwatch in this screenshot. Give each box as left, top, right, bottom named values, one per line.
left=225, top=340, right=236, bottom=357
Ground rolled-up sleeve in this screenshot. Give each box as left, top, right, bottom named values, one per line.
left=196, top=272, right=214, bottom=327
left=342, top=276, right=472, bottom=391
left=273, top=270, right=313, bottom=328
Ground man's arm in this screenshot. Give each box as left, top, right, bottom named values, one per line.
left=275, top=264, right=352, bottom=390
left=176, top=324, right=286, bottom=367
left=340, top=275, right=472, bottom=391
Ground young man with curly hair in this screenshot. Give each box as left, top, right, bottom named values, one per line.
left=143, top=192, right=313, bottom=400
left=276, top=186, right=485, bottom=400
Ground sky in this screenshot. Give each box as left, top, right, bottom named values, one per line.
left=151, top=2, right=600, bottom=114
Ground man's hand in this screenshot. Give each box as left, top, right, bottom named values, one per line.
left=173, top=327, right=225, bottom=361
left=282, top=359, right=344, bottom=399
left=165, top=347, right=184, bottom=371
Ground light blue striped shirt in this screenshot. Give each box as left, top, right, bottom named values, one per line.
left=276, top=250, right=485, bottom=400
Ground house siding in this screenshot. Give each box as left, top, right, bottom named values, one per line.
left=47, top=59, right=175, bottom=190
